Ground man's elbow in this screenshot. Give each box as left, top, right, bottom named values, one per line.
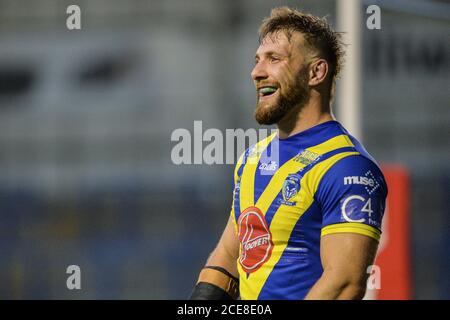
left=338, top=281, right=367, bottom=300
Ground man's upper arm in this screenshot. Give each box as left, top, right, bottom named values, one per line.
left=309, top=154, right=387, bottom=297
left=320, top=232, right=379, bottom=287
left=207, top=150, right=246, bottom=273
left=219, top=214, right=240, bottom=260
left=206, top=215, right=240, bottom=277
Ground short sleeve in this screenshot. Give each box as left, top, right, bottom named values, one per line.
left=315, top=155, right=388, bottom=241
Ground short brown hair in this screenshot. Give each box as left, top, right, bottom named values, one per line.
left=259, top=7, right=344, bottom=86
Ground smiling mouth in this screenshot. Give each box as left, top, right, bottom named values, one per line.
left=258, top=86, right=278, bottom=99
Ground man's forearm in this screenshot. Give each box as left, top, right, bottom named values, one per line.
left=189, top=244, right=240, bottom=300
left=304, top=273, right=366, bottom=300
left=204, top=246, right=238, bottom=278
left=190, top=215, right=240, bottom=300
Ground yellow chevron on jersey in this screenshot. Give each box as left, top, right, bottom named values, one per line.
left=239, top=132, right=277, bottom=211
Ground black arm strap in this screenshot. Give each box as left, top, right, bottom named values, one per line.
left=189, top=265, right=239, bottom=300
left=189, top=282, right=234, bottom=300
left=203, top=266, right=239, bottom=283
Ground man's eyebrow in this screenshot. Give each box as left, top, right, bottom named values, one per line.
left=254, top=51, right=282, bottom=60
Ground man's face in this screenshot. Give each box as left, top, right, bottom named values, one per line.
left=251, top=31, right=311, bottom=125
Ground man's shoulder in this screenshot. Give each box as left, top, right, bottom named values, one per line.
left=319, top=153, right=388, bottom=197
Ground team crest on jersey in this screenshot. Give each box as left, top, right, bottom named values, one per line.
left=281, top=174, right=301, bottom=206
left=238, top=206, right=273, bottom=274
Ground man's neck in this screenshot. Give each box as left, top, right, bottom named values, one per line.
left=277, top=99, right=334, bottom=139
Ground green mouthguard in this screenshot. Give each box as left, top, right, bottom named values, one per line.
left=261, top=87, right=277, bottom=95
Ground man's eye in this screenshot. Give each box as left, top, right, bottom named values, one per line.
left=270, top=57, right=280, bottom=63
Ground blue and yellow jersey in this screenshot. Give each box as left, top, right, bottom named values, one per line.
left=230, top=120, right=387, bottom=300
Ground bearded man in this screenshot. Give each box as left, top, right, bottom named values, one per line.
left=190, top=7, right=387, bottom=300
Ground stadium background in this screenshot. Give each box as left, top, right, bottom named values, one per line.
left=0, top=0, right=448, bottom=299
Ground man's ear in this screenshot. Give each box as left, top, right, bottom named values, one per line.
left=308, top=59, right=329, bottom=86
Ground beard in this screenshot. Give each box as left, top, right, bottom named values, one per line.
left=254, top=67, right=310, bottom=125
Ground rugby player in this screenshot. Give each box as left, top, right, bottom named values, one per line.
left=190, top=7, right=387, bottom=300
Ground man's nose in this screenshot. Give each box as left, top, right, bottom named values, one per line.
left=251, top=62, right=268, bottom=81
